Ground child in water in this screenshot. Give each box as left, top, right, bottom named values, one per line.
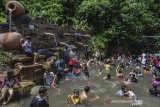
left=137, top=71, right=143, bottom=77
left=105, top=61, right=111, bottom=80
left=80, top=86, right=99, bottom=102
left=123, top=78, right=131, bottom=85
left=130, top=74, right=138, bottom=83
left=152, top=78, right=160, bottom=87
left=117, top=70, right=124, bottom=81
left=67, top=89, right=82, bottom=106
left=143, top=66, right=150, bottom=75
left=148, top=84, right=160, bottom=96
left=81, top=63, right=90, bottom=77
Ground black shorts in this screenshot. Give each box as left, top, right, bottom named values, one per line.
left=25, top=52, right=34, bottom=57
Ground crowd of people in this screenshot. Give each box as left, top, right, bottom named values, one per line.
left=0, top=36, right=160, bottom=107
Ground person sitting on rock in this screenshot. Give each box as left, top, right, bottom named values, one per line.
left=0, top=71, right=22, bottom=105
left=21, top=36, right=38, bottom=64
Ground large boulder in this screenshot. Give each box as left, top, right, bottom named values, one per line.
left=14, top=81, right=35, bottom=97
left=2, top=81, right=35, bottom=103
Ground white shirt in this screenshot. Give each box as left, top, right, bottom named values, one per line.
left=128, top=91, right=136, bottom=97
left=22, top=40, right=32, bottom=53
left=43, top=72, right=54, bottom=85
left=142, top=53, right=146, bottom=59
left=116, top=90, right=123, bottom=97
left=116, top=90, right=135, bottom=98
left=141, top=58, right=146, bottom=65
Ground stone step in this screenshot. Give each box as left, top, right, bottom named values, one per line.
left=15, top=63, right=45, bottom=83
left=12, top=55, right=33, bottom=62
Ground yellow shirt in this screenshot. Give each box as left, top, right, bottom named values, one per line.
left=144, top=69, right=149, bottom=74
left=105, top=64, right=110, bottom=72
left=67, top=95, right=81, bottom=105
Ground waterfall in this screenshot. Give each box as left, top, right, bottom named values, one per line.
left=8, top=9, right=12, bottom=32
left=53, top=34, right=59, bottom=58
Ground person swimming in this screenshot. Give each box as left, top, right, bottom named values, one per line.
left=130, top=74, right=138, bottom=83
left=117, top=70, right=124, bottom=80
left=137, top=71, right=143, bottom=77
left=80, top=86, right=99, bottom=103
left=116, top=85, right=136, bottom=98
left=123, top=78, right=131, bottom=85
left=149, top=84, right=160, bottom=96
left=152, top=78, right=160, bottom=87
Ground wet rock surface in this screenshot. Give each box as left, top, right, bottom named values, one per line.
left=21, top=17, right=91, bottom=50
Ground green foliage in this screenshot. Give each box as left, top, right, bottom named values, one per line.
left=72, top=18, right=90, bottom=30
left=1, top=0, right=160, bottom=53
left=0, top=0, right=6, bottom=22
left=77, top=0, right=111, bottom=34
left=0, top=52, right=7, bottom=69
left=90, top=34, right=108, bottom=52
